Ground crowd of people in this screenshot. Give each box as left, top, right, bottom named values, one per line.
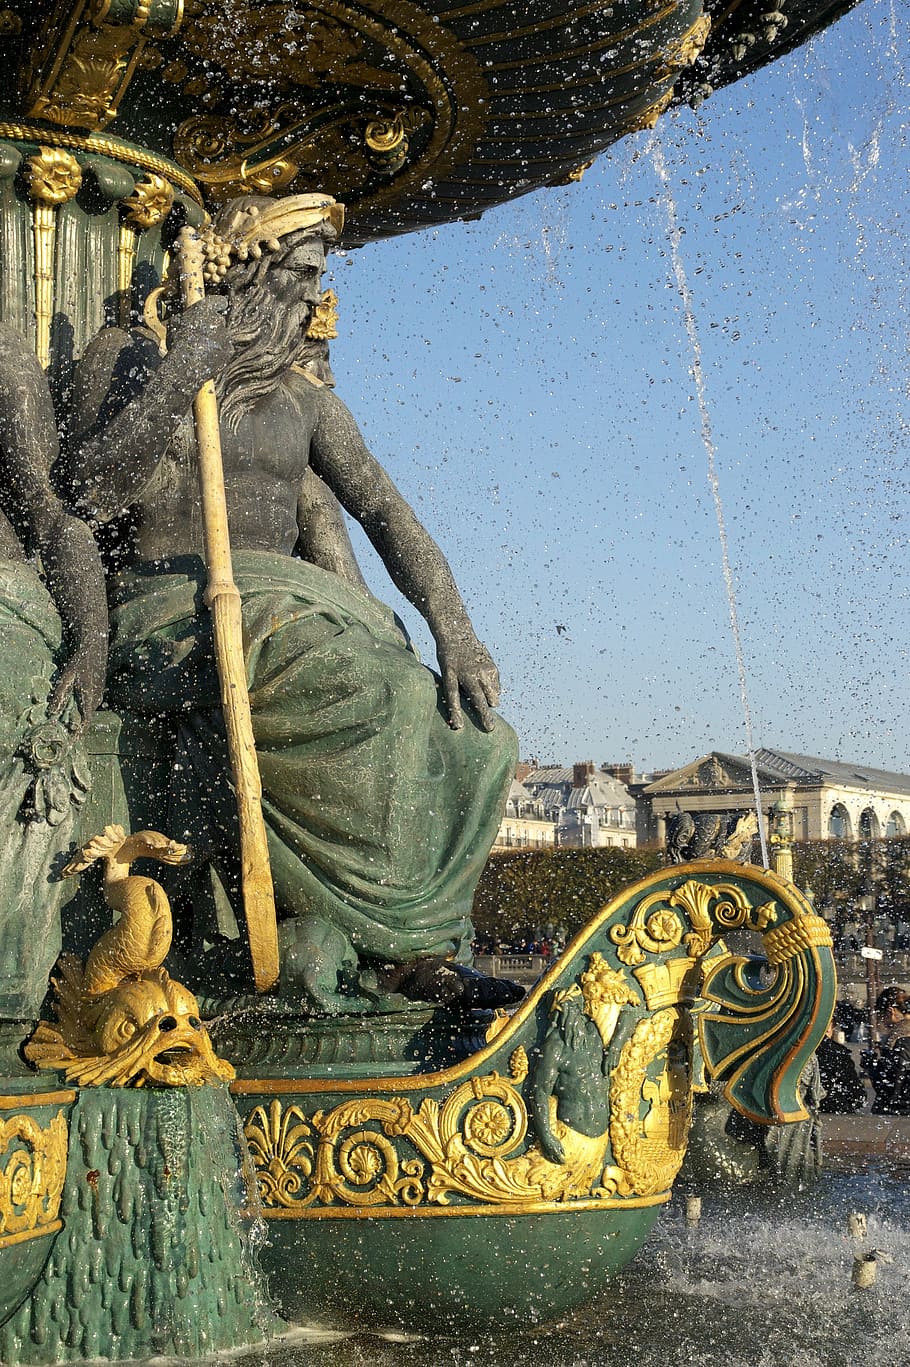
left=861, top=985, right=910, bottom=1115
left=471, top=931, right=567, bottom=959
left=816, top=986, right=910, bottom=1115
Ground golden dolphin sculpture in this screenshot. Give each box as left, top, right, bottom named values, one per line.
left=26, top=826, right=234, bottom=1088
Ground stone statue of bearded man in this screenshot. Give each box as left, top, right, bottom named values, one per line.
left=65, top=194, right=518, bottom=1015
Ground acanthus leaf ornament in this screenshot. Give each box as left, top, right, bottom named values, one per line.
left=22, top=0, right=185, bottom=131
left=609, top=879, right=779, bottom=966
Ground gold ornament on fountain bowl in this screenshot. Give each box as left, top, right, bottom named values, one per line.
left=22, top=0, right=185, bottom=130
left=24, top=148, right=83, bottom=206
left=121, top=173, right=175, bottom=228
left=653, top=13, right=712, bottom=82
left=25, top=825, right=234, bottom=1088
left=0, top=1110, right=68, bottom=1247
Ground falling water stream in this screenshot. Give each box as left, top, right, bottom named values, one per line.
left=650, top=137, right=770, bottom=867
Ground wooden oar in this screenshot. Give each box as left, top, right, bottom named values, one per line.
left=177, top=226, right=279, bottom=993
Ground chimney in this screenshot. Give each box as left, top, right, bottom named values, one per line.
left=515, top=760, right=534, bottom=783
left=603, top=762, right=635, bottom=786
left=573, top=761, right=595, bottom=789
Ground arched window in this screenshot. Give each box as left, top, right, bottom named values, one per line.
left=885, top=811, right=907, bottom=838
left=828, top=804, right=852, bottom=839
left=859, top=808, right=881, bottom=840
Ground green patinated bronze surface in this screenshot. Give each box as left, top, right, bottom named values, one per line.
left=0, top=5, right=847, bottom=1347
left=105, top=550, right=517, bottom=1002
left=0, top=567, right=90, bottom=1018
left=0, top=1086, right=276, bottom=1364
left=224, top=861, right=835, bottom=1332
left=267, top=1207, right=662, bottom=1334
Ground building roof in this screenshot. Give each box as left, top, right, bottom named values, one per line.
left=755, top=749, right=910, bottom=798
left=642, top=748, right=910, bottom=798
left=521, top=767, right=576, bottom=786
left=522, top=767, right=635, bottom=810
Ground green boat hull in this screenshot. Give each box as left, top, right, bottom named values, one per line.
left=265, top=1205, right=661, bottom=1333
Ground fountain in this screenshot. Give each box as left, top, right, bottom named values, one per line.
left=227, top=1171, right=910, bottom=1365
left=0, top=0, right=897, bottom=1358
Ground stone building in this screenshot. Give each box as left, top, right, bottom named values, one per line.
left=492, top=779, right=559, bottom=850
left=518, top=761, right=638, bottom=849
left=641, top=748, right=910, bottom=848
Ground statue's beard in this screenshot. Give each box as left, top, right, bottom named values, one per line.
left=216, top=283, right=310, bottom=433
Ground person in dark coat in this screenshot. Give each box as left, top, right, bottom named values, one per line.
left=817, top=1022, right=866, bottom=1114
left=864, top=986, right=910, bottom=1115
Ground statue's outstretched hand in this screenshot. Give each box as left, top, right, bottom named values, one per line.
left=436, top=630, right=500, bottom=732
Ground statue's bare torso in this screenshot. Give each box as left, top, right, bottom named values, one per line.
left=68, top=227, right=502, bottom=732
left=135, top=374, right=321, bottom=561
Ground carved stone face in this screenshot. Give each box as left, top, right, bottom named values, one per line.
left=265, top=235, right=328, bottom=317
left=85, top=971, right=235, bottom=1088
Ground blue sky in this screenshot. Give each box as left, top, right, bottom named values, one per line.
left=328, top=0, right=909, bottom=776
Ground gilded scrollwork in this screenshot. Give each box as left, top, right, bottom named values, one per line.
left=28, top=23, right=135, bottom=127
left=177, top=6, right=405, bottom=93
left=165, top=0, right=486, bottom=211
left=609, top=893, right=684, bottom=966
left=609, top=1007, right=692, bottom=1198
left=243, top=954, right=667, bottom=1214
left=244, top=1066, right=656, bottom=1215
left=22, top=0, right=184, bottom=130
left=610, top=878, right=779, bottom=967
left=172, top=100, right=433, bottom=203
left=0, top=1111, right=68, bottom=1245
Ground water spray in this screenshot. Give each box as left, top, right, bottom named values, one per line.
left=848, top=1212, right=868, bottom=1241
left=651, top=136, right=770, bottom=869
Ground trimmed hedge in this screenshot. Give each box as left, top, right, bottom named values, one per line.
left=792, top=836, right=910, bottom=930
left=471, top=846, right=664, bottom=941
left=472, top=836, right=910, bottom=944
